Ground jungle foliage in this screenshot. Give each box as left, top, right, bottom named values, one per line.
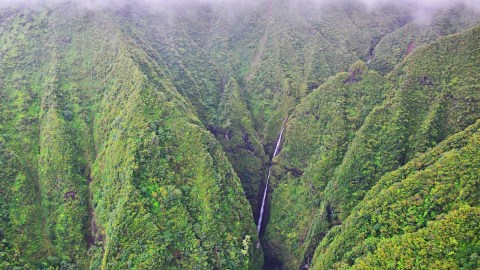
left=0, top=1, right=479, bottom=270
left=268, top=22, right=480, bottom=269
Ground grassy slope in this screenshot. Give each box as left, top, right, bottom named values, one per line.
left=371, top=6, right=480, bottom=74
left=0, top=4, right=262, bottom=269
left=328, top=24, right=480, bottom=219
left=112, top=0, right=408, bottom=217
left=242, top=1, right=408, bottom=144
left=118, top=5, right=270, bottom=214
left=0, top=6, right=59, bottom=268
left=266, top=24, right=480, bottom=268
left=265, top=61, right=388, bottom=268
left=313, top=119, right=480, bottom=269
left=0, top=2, right=479, bottom=270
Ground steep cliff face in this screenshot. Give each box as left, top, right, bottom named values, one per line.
left=239, top=1, right=409, bottom=143
left=312, top=119, right=480, bottom=269
left=0, top=1, right=479, bottom=269
left=0, top=4, right=262, bottom=269
left=371, top=6, right=480, bottom=74
left=265, top=61, right=388, bottom=268
left=117, top=0, right=411, bottom=214
left=266, top=24, right=480, bottom=269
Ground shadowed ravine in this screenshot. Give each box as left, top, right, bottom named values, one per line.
left=1, top=2, right=480, bottom=270
left=257, top=119, right=287, bottom=235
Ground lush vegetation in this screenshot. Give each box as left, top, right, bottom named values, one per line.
left=0, top=1, right=478, bottom=270
left=371, top=6, right=480, bottom=74
left=313, top=120, right=480, bottom=269
left=266, top=23, right=480, bottom=268
left=265, top=61, right=388, bottom=268
left=0, top=3, right=263, bottom=269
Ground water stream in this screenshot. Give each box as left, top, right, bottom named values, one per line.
left=257, top=124, right=285, bottom=235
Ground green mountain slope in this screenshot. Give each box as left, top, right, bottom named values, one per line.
left=111, top=4, right=271, bottom=214
left=313, top=119, right=480, bottom=269
left=266, top=23, right=480, bottom=268
left=0, top=4, right=262, bottom=269
left=371, top=6, right=480, bottom=74
left=242, top=1, right=409, bottom=143
left=0, top=1, right=479, bottom=270
left=264, top=61, right=388, bottom=268
left=110, top=0, right=412, bottom=218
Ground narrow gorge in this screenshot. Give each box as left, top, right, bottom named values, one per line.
left=257, top=119, right=287, bottom=235
left=0, top=1, right=479, bottom=270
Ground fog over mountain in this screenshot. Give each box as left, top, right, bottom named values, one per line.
left=1, top=0, right=479, bottom=25
left=2, top=0, right=480, bottom=12
left=0, top=0, right=479, bottom=269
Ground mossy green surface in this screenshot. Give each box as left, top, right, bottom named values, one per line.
left=264, top=24, right=480, bottom=269
left=0, top=4, right=263, bottom=269
left=313, top=119, right=480, bottom=269
left=0, top=2, right=479, bottom=270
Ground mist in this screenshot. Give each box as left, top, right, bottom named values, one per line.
left=0, top=0, right=479, bottom=27
left=1, top=0, right=480, bottom=12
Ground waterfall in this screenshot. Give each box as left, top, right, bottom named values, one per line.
left=257, top=124, right=285, bottom=235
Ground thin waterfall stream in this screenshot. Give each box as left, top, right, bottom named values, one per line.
left=257, top=122, right=286, bottom=235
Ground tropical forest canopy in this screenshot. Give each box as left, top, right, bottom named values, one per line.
left=0, top=0, right=479, bottom=269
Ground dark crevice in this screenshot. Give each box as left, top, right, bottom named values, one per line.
left=281, top=166, right=304, bottom=178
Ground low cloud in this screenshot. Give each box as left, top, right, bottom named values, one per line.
left=356, top=0, right=480, bottom=21
left=0, top=0, right=479, bottom=18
